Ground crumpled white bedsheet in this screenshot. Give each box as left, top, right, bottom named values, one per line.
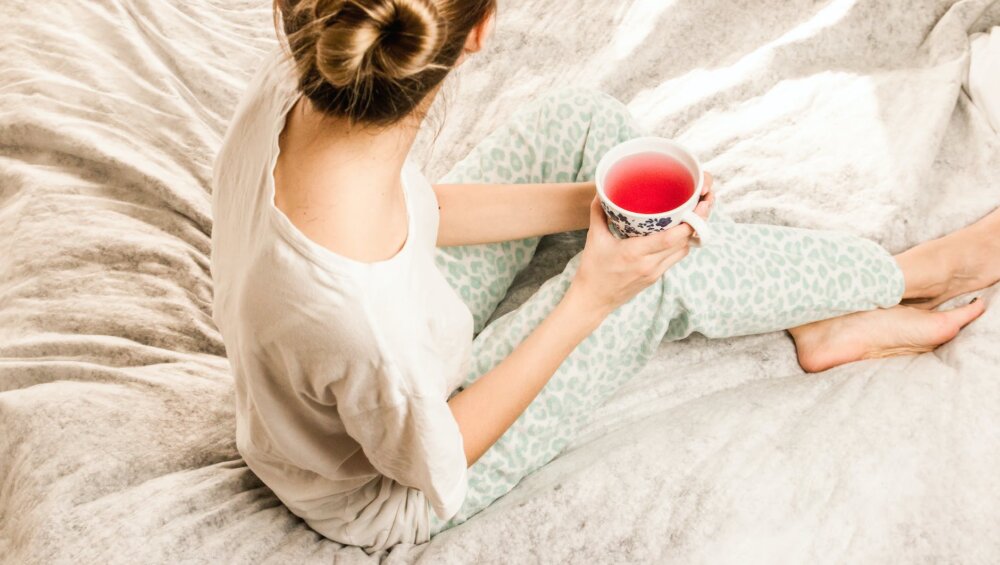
left=1, top=0, right=998, bottom=563
left=966, top=25, right=1000, bottom=131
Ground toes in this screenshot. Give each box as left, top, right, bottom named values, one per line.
left=947, top=298, right=987, bottom=327
left=934, top=298, right=986, bottom=342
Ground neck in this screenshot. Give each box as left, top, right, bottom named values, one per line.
left=289, top=82, right=443, bottom=176
left=295, top=100, right=419, bottom=172
left=275, top=86, right=441, bottom=219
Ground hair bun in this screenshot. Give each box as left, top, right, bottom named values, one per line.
left=314, top=0, right=445, bottom=87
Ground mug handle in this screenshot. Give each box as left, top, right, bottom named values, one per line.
left=679, top=209, right=712, bottom=246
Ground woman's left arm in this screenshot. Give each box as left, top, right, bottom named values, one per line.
left=433, top=173, right=714, bottom=247
left=433, top=181, right=595, bottom=247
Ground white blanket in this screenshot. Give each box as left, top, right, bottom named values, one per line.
left=967, top=25, right=1000, bottom=131
left=1, top=0, right=998, bottom=563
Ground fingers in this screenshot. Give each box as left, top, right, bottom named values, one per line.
left=662, top=222, right=694, bottom=247
left=694, top=191, right=715, bottom=221
left=638, top=241, right=692, bottom=280
left=588, top=195, right=614, bottom=238
left=624, top=222, right=693, bottom=256
left=694, top=172, right=716, bottom=221
left=657, top=244, right=691, bottom=271
left=646, top=229, right=692, bottom=261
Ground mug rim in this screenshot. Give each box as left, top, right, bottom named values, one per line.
left=595, top=136, right=704, bottom=219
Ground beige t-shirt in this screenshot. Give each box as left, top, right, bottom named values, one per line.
left=210, top=46, right=473, bottom=553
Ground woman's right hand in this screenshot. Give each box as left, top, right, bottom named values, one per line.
left=568, top=195, right=695, bottom=316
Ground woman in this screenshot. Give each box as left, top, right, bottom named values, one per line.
left=209, top=0, right=996, bottom=554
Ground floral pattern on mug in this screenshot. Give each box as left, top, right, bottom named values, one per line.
left=601, top=200, right=674, bottom=238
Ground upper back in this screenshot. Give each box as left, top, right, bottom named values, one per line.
left=271, top=105, right=412, bottom=265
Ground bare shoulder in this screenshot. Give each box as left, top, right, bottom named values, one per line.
left=272, top=155, right=408, bottom=264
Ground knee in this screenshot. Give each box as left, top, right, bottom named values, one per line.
left=575, top=86, right=630, bottom=116
left=534, top=85, right=632, bottom=125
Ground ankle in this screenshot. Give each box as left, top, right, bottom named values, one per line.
left=790, top=317, right=830, bottom=346
left=790, top=321, right=838, bottom=373
left=895, top=241, right=954, bottom=302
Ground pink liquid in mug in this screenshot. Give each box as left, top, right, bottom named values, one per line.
left=605, top=152, right=695, bottom=214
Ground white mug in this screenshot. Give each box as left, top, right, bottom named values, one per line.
left=595, top=136, right=712, bottom=245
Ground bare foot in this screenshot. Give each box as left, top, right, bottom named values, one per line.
left=789, top=300, right=986, bottom=373
left=896, top=207, right=1000, bottom=309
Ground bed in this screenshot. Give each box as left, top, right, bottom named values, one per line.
left=1, top=0, right=999, bottom=563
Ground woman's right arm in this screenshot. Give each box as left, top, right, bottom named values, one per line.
left=447, top=194, right=711, bottom=466
left=447, top=281, right=611, bottom=466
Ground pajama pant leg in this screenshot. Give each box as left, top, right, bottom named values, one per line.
left=428, top=87, right=906, bottom=535
left=432, top=86, right=635, bottom=336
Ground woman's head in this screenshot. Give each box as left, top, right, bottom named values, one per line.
left=273, top=0, right=496, bottom=129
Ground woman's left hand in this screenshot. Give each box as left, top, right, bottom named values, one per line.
left=693, top=171, right=715, bottom=221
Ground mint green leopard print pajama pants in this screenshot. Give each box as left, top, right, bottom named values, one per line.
left=427, top=86, right=906, bottom=535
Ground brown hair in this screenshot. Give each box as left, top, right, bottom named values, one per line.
left=273, top=0, right=496, bottom=129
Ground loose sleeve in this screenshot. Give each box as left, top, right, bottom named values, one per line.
left=334, top=388, right=470, bottom=521
left=317, top=311, right=469, bottom=521
left=249, top=267, right=470, bottom=522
